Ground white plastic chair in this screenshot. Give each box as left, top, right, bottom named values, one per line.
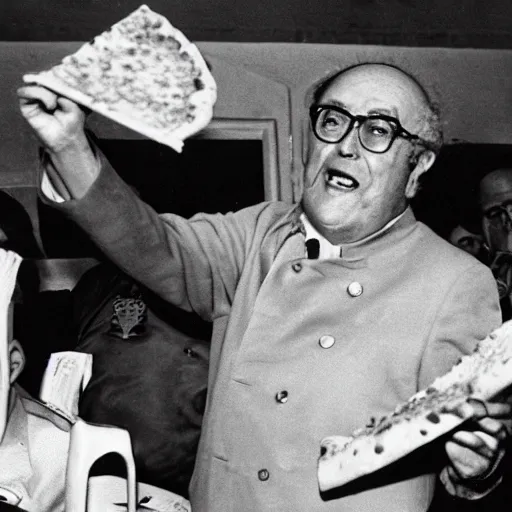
left=65, top=418, right=137, bottom=512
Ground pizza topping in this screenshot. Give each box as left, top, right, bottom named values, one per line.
left=426, top=412, right=440, bottom=424
left=318, top=321, right=512, bottom=492
left=348, top=381, right=470, bottom=445
left=24, top=5, right=216, bottom=150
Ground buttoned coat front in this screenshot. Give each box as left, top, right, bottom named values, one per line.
left=48, top=161, right=501, bottom=512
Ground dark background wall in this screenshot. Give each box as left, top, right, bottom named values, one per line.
left=1, top=0, right=511, bottom=48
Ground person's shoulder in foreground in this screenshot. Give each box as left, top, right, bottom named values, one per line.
left=0, top=338, right=70, bottom=512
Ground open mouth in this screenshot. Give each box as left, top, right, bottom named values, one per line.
left=325, top=169, right=359, bottom=191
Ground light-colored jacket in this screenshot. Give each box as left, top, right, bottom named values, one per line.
left=46, top=158, right=501, bottom=512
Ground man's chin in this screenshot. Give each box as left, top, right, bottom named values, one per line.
left=309, top=212, right=358, bottom=242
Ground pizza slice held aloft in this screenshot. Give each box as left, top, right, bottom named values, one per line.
left=318, top=319, right=512, bottom=492
left=23, top=4, right=217, bottom=152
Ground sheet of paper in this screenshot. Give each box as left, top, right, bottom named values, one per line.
left=39, top=351, right=93, bottom=422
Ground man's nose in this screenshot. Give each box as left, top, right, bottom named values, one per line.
left=504, top=210, right=512, bottom=231
left=336, top=125, right=359, bottom=159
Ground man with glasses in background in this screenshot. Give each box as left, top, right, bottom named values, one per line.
left=480, top=168, right=512, bottom=321
left=18, top=62, right=510, bottom=512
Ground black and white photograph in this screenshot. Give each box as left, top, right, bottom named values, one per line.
left=0, top=1, right=511, bottom=510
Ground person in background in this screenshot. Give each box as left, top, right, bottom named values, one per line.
left=429, top=168, right=512, bottom=512
left=0, top=191, right=78, bottom=397
left=18, top=62, right=511, bottom=512
left=479, top=168, right=512, bottom=322
left=71, top=260, right=211, bottom=497
left=448, top=223, right=488, bottom=263
left=0, top=191, right=42, bottom=260
left=0, top=190, right=43, bottom=310
left=0, top=190, right=211, bottom=497
left=0, top=325, right=70, bottom=511
left=0, top=193, right=69, bottom=510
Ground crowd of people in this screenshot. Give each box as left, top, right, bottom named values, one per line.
left=0, top=61, right=510, bottom=511
left=448, top=168, right=512, bottom=322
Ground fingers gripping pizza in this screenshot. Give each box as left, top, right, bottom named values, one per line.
left=318, top=320, right=512, bottom=491
left=23, top=5, right=217, bottom=152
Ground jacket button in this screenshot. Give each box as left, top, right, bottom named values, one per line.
left=319, top=335, right=335, bottom=349
left=292, top=262, right=302, bottom=273
left=275, top=390, right=289, bottom=403
left=347, top=282, right=363, bottom=297
left=258, top=469, right=270, bottom=481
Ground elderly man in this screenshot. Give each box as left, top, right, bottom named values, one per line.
left=18, top=62, right=510, bottom=512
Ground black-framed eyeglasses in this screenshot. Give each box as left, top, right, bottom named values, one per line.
left=483, top=200, right=512, bottom=225
left=309, top=104, right=422, bottom=154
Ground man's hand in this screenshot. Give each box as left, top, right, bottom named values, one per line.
left=17, top=85, right=88, bottom=153
left=445, top=399, right=511, bottom=484
left=17, top=85, right=99, bottom=199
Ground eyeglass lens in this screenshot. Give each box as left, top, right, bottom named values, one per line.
left=485, top=201, right=512, bottom=226
left=315, top=108, right=397, bottom=152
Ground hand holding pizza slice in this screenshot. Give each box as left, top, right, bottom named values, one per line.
left=444, top=399, right=510, bottom=485
left=22, top=4, right=217, bottom=153
left=318, top=320, right=512, bottom=492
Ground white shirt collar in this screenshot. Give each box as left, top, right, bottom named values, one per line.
left=301, top=210, right=408, bottom=259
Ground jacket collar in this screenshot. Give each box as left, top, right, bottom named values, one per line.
left=298, top=206, right=417, bottom=261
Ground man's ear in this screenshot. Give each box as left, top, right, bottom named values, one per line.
left=8, top=339, right=25, bottom=385
left=405, top=150, right=436, bottom=199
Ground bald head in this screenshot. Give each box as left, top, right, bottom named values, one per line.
left=311, top=62, right=443, bottom=154
left=479, top=168, right=512, bottom=253
left=479, top=168, right=512, bottom=211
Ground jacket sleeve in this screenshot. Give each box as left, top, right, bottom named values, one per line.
left=39, top=146, right=263, bottom=322
left=418, top=262, right=503, bottom=499
left=418, top=262, right=501, bottom=390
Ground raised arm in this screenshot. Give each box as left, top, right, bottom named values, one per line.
left=17, top=87, right=251, bottom=321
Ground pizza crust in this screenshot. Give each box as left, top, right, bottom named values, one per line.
left=23, top=5, right=217, bottom=153
left=318, top=320, right=512, bottom=491
left=23, top=71, right=187, bottom=153
left=318, top=407, right=470, bottom=492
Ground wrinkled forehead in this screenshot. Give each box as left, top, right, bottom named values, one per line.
left=480, top=169, right=512, bottom=210
left=318, top=64, right=427, bottom=126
